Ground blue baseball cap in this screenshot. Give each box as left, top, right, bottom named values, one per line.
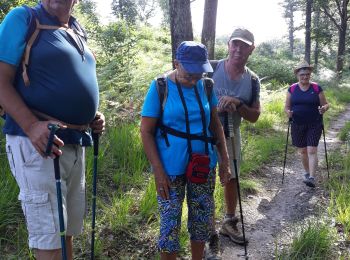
left=176, top=41, right=213, bottom=73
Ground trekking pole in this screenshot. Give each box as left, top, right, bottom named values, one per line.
left=90, top=132, right=99, bottom=260
left=282, top=118, right=292, bottom=184
left=321, top=118, right=330, bottom=179
left=45, top=123, right=67, bottom=260
left=226, top=112, right=248, bottom=259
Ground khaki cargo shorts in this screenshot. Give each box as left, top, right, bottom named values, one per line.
left=6, top=135, right=86, bottom=250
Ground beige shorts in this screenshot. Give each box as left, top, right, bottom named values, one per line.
left=6, top=135, right=86, bottom=250
left=217, top=128, right=241, bottom=179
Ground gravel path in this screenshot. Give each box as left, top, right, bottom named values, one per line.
left=218, top=105, right=350, bottom=259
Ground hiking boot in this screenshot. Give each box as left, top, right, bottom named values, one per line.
left=305, top=176, right=315, bottom=188
left=303, top=173, right=310, bottom=184
left=204, top=233, right=221, bottom=260
left=219, top=217, right=247, bottom=245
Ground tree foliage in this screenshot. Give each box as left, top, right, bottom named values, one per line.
left=316, top=0, right=350, bottom=76
left=0, top=0, right=37, bottom=21
left=304, top=0, right=313, bottom=63
left=281, top=0, right=302, bottom=57
left=111, top=0, right=157, bottom=25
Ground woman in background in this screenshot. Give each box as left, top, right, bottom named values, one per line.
left=285, top=60, right=330, bottom=187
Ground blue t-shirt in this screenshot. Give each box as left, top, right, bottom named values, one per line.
left=141, top=78, right=218, bottom=176
left=0, top=4, right=99, bottom=145
left=288, top=83, right=323, bottom=125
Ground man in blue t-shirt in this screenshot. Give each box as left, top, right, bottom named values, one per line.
left=0, top=0, right=105, bottom=258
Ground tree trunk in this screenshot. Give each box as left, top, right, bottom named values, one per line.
left=336, top=0, right=349, bottom=76
left=314, top=39, right=319, bottom=72
left=169, top=0, right=193, bottom=68
left=321, top=0, right=349, bottom=77
left=288, top=5, right=294, bottom=57
left=336, top=23, right=347, bottom=75
left=201, top=0, right=218, bottom=59
left=313, top=6, right=321, bottom=71
left=304, top=0, right=313, bottom=63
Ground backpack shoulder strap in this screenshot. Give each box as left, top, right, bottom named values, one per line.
left=22, top=6, right=40, bottom=86
left=203, top=77, right=214, bottom=102
left=207, top=60, right=219, bottom=78
left=155, top=75, right=168, bottom=116
left=21, top=6, right=83, bottom=87
left=246, top=67, right=259, bottom=106
left=290, top=83, right=298, bottom=94
left=310, top=82, right=320, bottom=93
left=71, top=19, right=88, bottom=41
left=22, top=5, right=37, bottom=41
left=21, top=6, right=64, bottom=87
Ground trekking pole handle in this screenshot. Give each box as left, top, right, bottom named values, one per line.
left=45, top=123, right=60, bottom=156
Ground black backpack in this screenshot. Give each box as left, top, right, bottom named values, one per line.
left=155, top=76, right=215, bottom=147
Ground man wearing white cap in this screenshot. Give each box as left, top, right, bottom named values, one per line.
left=206, top=27, right=261, bottom=258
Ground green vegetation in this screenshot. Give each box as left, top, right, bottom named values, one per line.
left=1, top=0, right=350, bottom=258
left=276, top=221, right=335, bottom=259
left=276, top=119, right=350, bottom=259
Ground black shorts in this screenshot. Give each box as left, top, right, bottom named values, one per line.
left=291, top=121, right=323, bottom=148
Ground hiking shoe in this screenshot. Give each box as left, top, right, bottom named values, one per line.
left=303, top=173, right=310, bottom=184
left=305, top=176, right=315, bottom=188
left=219, top=217, right=247, bottom=245
left=204, top=233, right=221, bottom=260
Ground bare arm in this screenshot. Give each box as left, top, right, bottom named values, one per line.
left=218, top=95, right=260, bottom=123
left=209, top=107, right=230, bottom=185
left=0, top=62, right=63, bottom=156
left=140, top=116, right=170, bottom=199
left=318, top=92, right=330, bottom=114
left=285, top=92, right=293, bottom=118
left=237, top=99, right=261, bottom=123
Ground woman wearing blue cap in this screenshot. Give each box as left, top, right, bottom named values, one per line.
left=140, top=41, right=230, bottom=259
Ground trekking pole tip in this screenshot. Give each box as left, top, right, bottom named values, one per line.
left=237, top=253, right=249, bottom=259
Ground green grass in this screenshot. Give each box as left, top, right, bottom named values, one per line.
left=1, top=79, right=350, bottom=258
left=338, top=122, right=350, bottom=142
left=276, top=221, right=334, bottom=259
left=327, top=151, right=350, bottom=239
left=139, top=175, right=158, bottom=222
left=103, top=194, right=134, bottom=232
left=240, top=133, right=285, bottom=175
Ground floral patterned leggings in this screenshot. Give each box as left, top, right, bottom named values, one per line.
left=157, top=170, right=216, bottom=253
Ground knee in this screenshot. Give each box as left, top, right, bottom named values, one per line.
left=299, top=148, right=307, bottom=155
left=307, top=147, right=318, bottom=155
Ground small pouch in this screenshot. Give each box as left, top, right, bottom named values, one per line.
left=186, top=153, right=210, bottom=184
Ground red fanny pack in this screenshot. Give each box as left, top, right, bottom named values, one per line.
left=186, top=153, right=210, bottom=184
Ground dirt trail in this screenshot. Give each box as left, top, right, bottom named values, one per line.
left=219, top=105, right=350, bottom=259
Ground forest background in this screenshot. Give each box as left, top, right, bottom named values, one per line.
left=1, top=0, right=350, bottom=259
